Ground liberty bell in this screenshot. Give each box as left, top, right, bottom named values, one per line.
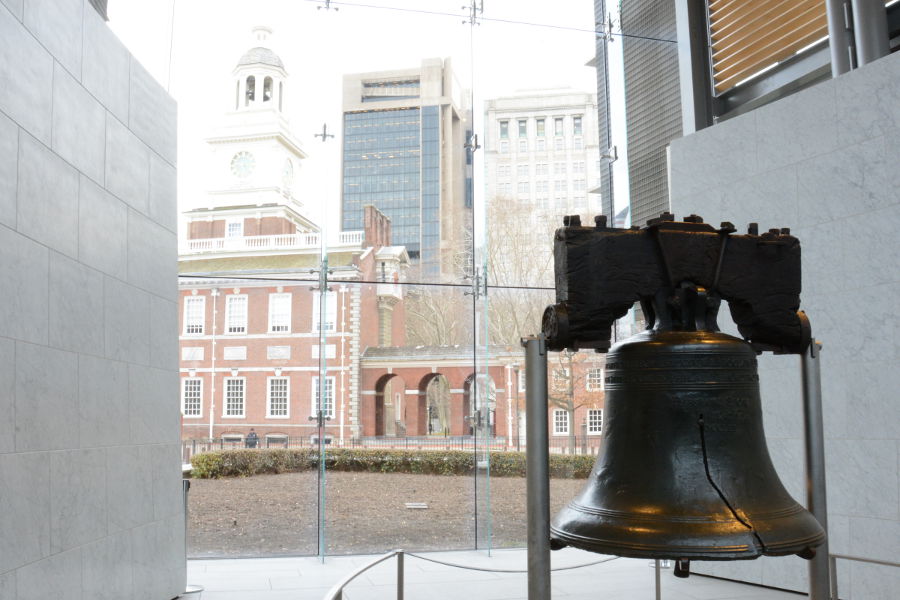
left=542, top=213, right=825, bottom=572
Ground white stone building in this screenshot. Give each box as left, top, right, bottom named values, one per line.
left=484, top=89, right=602, bottom=221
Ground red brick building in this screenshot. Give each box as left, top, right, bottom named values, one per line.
left=179, top=204, right=408, bottom=446
left=177, top=32, right=605, bottom=451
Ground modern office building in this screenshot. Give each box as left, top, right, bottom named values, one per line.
left=484, top=89, right=602, bottom=220
left=592, top=0, right=682, bottom=228
left=341, top=58, right=472, bottom=281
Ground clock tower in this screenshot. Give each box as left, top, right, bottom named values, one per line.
left=188, top=26, right=317, bottom=242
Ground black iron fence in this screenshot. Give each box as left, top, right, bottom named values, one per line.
left=181, top=435, right=601, bottom=463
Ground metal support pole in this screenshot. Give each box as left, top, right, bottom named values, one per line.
left=396, top=550, right=404, bottom=600
left=802, top=340, right=830, bottom=600
left=828, top=555, right=839, bottom=600
left=825, top=0, right=854, bottom=75
left=654, top=560, right=662, bottom=600
left=523, top=336, right=550, bottom=600
left=852, top=0, right=890, bottom=66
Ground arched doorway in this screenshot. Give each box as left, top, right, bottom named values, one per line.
left=373, top=373, right=408, bottom=436
left=419, top=373, right=451, bottom=436
left=463, top=373, right=497, bottom=437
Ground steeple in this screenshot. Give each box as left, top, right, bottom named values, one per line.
left=233, top=26, right=287, bottom=112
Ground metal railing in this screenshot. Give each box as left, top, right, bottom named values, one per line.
left=322, top=550, right=623, bottom=600
left=180, top=434, right=602, bottom=462
left=181, top=230, right=364, bottom=254
left=828, top=553, right=900, bottom=600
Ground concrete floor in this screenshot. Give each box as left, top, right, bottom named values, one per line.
left=185, top=548, right=805, bottom=600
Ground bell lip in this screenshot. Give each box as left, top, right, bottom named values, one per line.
left=549, top=527, right=826, bottom=561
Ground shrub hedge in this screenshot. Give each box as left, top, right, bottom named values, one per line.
left=190, top=448, right=595, bottom=479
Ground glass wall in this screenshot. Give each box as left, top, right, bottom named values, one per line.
left=136, top=0, right=648, bottom=559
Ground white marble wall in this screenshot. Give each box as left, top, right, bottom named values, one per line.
left=0, top=1, right=183, bottom=598
left=669, top=51, right=900, bottom=599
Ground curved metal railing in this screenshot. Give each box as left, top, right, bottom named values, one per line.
left=321, top=550, right=620, bottom=600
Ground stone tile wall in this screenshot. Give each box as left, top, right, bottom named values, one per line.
left=669, top=51, right=900, bottom=598
left=0, top=1, right=183, bottom=598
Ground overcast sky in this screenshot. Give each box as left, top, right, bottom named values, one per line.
left=108, top=0, right=626, bottom=238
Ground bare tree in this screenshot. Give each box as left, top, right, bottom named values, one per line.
left=404, top=285, right=473, bottom=346
left=484, top=195, right=557, bottom=345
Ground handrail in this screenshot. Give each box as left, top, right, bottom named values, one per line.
left=323, top=550, right=399, bottom=600
left=829, top=553, right=900, bottom=600
left=321, top=550, right=622, bottom=600
left=829, top=553, right=900, bottom=568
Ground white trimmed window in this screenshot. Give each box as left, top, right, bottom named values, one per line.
left=312, top=376, right=335, bottom=418
left=518, top=139, right=527, bottom=152
left=573, top=115, right=583, bottom=135
left=226, top=295, right=248, bottom=334
left=268, top=293, right=292, bottom=333
left=267, top=377, right=289, bottom=418
left=554, top=137, right=564, bottom=151
left=587, top=368, right=604, bottom=391
left=517, top=164, right=529, bottom=177
left=554, top=117, right=564, bottom=136
left=223, top=377, right=245, bottom=417
left=183, top=296, right=205, bottom=335
left=517, top=181, right=529, bottom=194
left=312, top=291, right=337, bottom=332
left=587, top=408, right=603, bottom=435
left=553, top=409, right=569, bottom=435
left=552, top=368, right=570, bottom=390
left=536, top=118, right=545, bottom=137
left=182, top=378, right=202, bottom=417
left=573, top=137, right=584, bottom=150
left=536, top=138, right=546, bottom=151
left=500, top=140, right=509, bottom=153
left=553, top=162, right=567, bottom=175
left=518, top=369, right=526, bottom=392
left=535, top=163, right=548, bottom=176
left=517, top=119, right=527, bottom=136
left=499, top=120, right=508, bottom=139
left=226, top=218, right=243, bottom=238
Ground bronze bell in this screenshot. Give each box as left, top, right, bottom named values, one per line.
left=549, top=295, right=826, bottom=563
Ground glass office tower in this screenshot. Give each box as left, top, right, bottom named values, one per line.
left=341, top=59, right=471, bottom=281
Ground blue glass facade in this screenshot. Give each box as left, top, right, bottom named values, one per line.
left=342, top=105, right=443, bottom=277
left=420, top=105, right=440, bottom=278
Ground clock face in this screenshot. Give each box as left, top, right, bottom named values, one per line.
left=230, top=151, right=256, bottom=178
left=282, top=159, right=294, bottom=189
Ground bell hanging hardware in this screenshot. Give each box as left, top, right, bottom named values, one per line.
left=543, top=212, right=825, bottom=575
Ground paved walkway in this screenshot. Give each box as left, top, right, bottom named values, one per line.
left=185, top=548, right=804, bottom=600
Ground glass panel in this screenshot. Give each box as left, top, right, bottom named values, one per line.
left=145, top=0, right=643, bottom=566
left=182, top=275, right=321, bottom=558
left=323, top=281, right=477, bottom=555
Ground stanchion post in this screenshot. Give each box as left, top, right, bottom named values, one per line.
left=655, top=559, right=661, bottom=600
left=802, top=339, right=830, bottom=600
left=397, top=550, right=404, bottom=600
left=523, top=335, right=550, bottom=600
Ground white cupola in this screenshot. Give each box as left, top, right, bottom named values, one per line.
left=232, top=26, right=287, bottom=112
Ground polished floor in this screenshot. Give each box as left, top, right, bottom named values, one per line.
left=185, top=548, right=804, bottom=600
